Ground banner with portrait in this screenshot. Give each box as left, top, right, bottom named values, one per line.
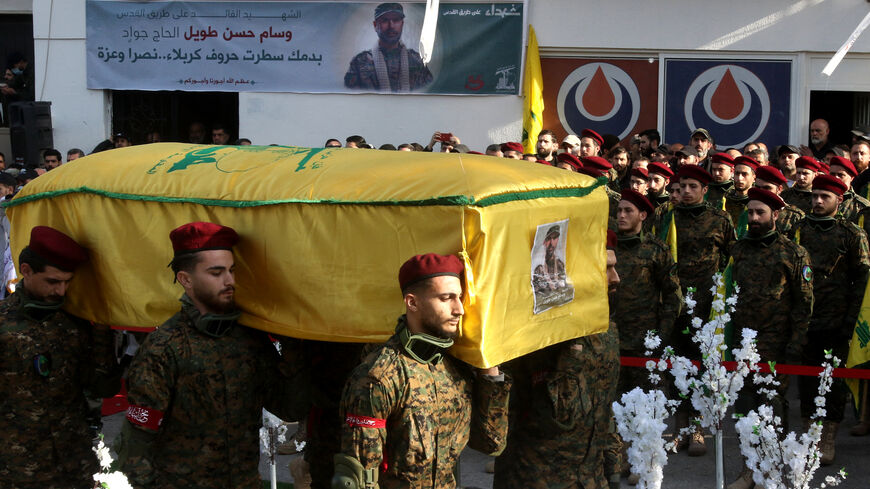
left=86, top=1, right=523, bottom=94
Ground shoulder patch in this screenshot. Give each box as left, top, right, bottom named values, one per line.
left=802, top=265, right=813, bottom=282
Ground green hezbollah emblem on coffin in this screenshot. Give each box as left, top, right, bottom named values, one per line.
left=5, top=143, right=609, bottom=367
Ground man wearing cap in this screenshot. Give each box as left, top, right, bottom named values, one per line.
left=674, top=146, right=699, bottom=168
left=336, top=253, right=510, bottom=489
left=582, top=156, right=621, bottom=230
left=613, top=190, right=681, bottom=395
left=792, top=176, right=870, bottom=465
left=647, top=161, right=674, bottom=207
left=781, top=156, right=820, bottom=214
left=345, top=3, right=433, bottom=92
left=723, top=156, right=758, bottom=238
left=776, top=145, right=801, bottom=182
left=561, top=134, right=582, bottom=157
left=727, top=188, right=813, bottom=489
left=116, top=222, right=309, bottom=488
left=555, top=152, right=582, bottom=172
left=501, top=142, right=524, bottom=159
left=628, top=167, right=651, bottom=195
left=829, top=155, right=869, bottom=223
left=0, top=226, right=120, bottom=488
left=652, top=165, right=735, bottom=455
left=579, top=128, right=604, bottom=157
left=689, top=128, right=714, bottom=168
left=707, top=152, right=735, bottom=207
left=495, top=231, right=621, bottom=489
left=754, top=165, right=805, bottom=237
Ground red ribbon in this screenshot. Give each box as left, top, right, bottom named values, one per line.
left=345, top=414, right=387, bottom=429
left=620, top=356, right=870, bottom=379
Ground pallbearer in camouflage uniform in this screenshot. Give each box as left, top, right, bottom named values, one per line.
left=781, top=156, right=820, bottom=214
left=723, top=156, right=758, bottom=238
left=613, top=190, right=681, bottom=393
left=494, top=231, right=621, bottom=489
left=706, top=152, right=736, bottom=207
left=116, top=222, right=309, bottom=488
left=652, top=165, right=736, bottom=456
left=334, top=254, right=510, bottom=489
left=754, top=165, right=805, bottom=237
left=0, top=226, right=119, bottom=489
left=793, top=176, right=870, bottom=465
left=828, top=156, right=870, bottom=223
left=727, top=188, right=814, bottom=489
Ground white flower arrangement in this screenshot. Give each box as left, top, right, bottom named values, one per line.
left=92, top=434, right=133, bottom=489
left=734, top=352, right=847, bottom=489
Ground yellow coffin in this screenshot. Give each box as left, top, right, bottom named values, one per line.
left=5, top=144, right=608, bottom=367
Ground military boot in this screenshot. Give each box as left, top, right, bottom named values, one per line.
left=819, top=421, right=838, bottom=465
left=687, top=428, right=707, bottom=457
left=289, top=456, right=312, bottom=489
left=849, top=388, right=869, bottom=436
left=727, top=464, right=755, bottom=489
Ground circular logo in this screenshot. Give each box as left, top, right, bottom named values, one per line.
left=557, top=63, right=640, bottom=140
left=684, top=65, right=770, bottom=148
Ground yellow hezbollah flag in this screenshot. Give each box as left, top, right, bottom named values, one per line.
left=521, top=25, right=544, bottom=154
left=5, top=144, right=609, bottom=368
left=846, top=279, right=870, bottom=409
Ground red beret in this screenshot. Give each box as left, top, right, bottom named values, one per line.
left=747, top=187, right=785, bottom=211
left=812, top=174, right=849, bottom=196
left=631, top=167, right=650, bottom=181
left=606, top=229, right=617, bottom=250
left=577, top=167, right=604, bottom=178
left=581, top=156, right=612, bottom=172
left=678, top=164, right=712, bottom=186
left=647, top=161, right=674, bottom=178
left=733, top=156, right=758, bottom=171
left=581, top=128, right=604, bottom=147
left=28, top=226, right=88, bottom=271
left=795, top=156, right=821, bottom=172
left=501, top=142, right=524, bottom=154
left=535, top=159, right=552, bottom=166
left=556, top=152, right=583, bottom=170
left=621, top=189, right=655, bottom=215
left=467, top=151, right=484, bottom=155
left=829, top=156, right=858, bottom=178
left=399, top=253, right=464, bottom=292
left=818, top=160, right=830, bottom=174
left=170, top=222, right=239, bottom=255
left=755, top=166, right=787, bottom=186
left=711, top=153, right=735, bottom=167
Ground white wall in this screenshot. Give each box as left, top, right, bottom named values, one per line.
left=36, top=0, right=870, bottom=153
left=33, top=0, right=110, bottom=155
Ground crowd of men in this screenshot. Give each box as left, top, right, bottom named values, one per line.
left=2, top=118, right=870, bottom=489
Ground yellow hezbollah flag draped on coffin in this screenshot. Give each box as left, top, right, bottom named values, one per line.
left=5, top=143, right=608, bottom=367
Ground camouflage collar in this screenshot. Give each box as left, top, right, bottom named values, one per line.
left=676, top=202, right=707, bottom=216
left=14, top=286, right=65, bottom=322
left=395, top=315, right=454, bottom=365
left=616, top=232, right=642, bottom=246
left=742, top=230, right=777, bottom=246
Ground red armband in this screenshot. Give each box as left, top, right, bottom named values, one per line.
left=345, top=414, right=386, bottom=429
left=126, top=405, right=164, bottom=431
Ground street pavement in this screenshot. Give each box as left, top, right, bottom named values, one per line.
left=101, top=381, right=868, bottom=488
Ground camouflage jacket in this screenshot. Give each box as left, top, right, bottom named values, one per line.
left=0, top=288, right=119, bottom=489
left=730, top=231, right=813, bottom=360
left=777, top=204, right=805, bottom=239
left=338, top=316, right=511, bottom=489
left=655, top=203, right=736, bottom=317
left=839, top=190, right=870, bottom=224
left=706, top=180, right=734, bottom=208
left=794, top=216, right=870, bottom=337
left=606, top=186, right=620, bottom=231
left=116, top=295, right=309, bottom=489
left=612, top=232, right=682, bottom=351
left=781, top=186, right=813, bottom=214
left=344, top=45, right=433, bottom=92
left=724, top=190, right=749, bottom=238
left=494, top=326, right=620, bottom=489
left=649, top=189, right=670, bottom=208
